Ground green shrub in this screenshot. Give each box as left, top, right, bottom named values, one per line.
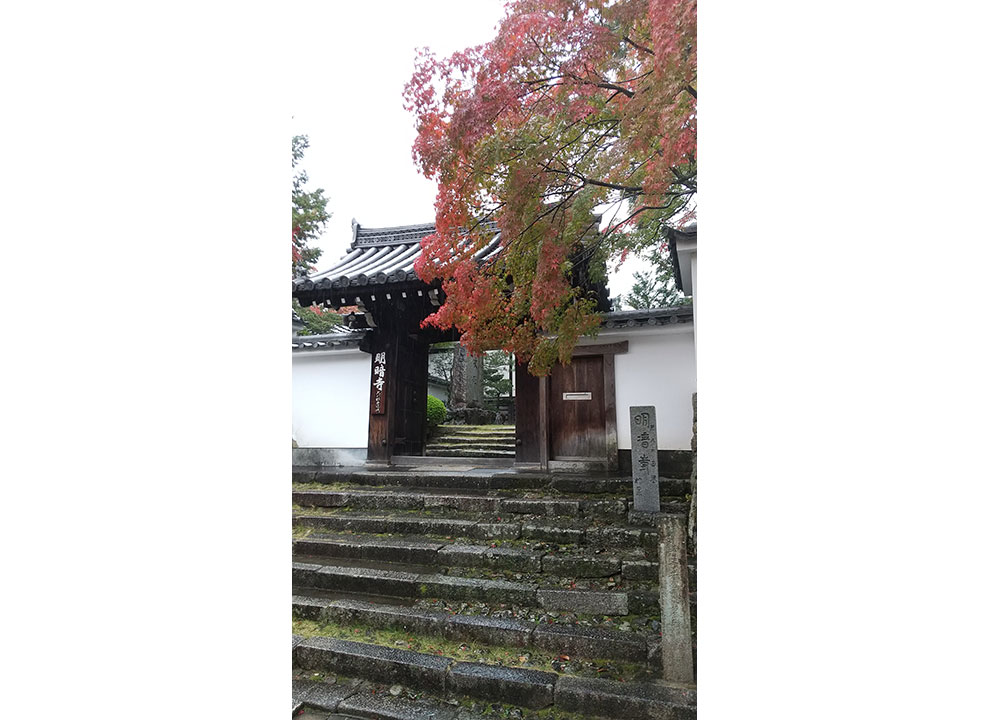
left=426, top=395, right=447, bottom=432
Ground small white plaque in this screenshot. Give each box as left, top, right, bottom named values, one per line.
left=562, top=392, right=592, bottom=400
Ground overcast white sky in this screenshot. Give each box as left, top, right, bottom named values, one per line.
left=289, top=0, right=648, bottom=301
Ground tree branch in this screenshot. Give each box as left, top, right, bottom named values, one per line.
left=540, top=164, right=644, bottom=194
left=623, top=35, right=654, bottom=56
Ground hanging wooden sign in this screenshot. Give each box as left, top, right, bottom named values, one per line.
left=370, top=351, right=387, bottom=415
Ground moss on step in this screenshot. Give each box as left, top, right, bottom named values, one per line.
left=291, top=617, right=647, bottom=683
left=427, top=564, right=654, bottom=593
left=293, top=481, right=352, bottom=491
left=409, top=598, right=661, bottom=632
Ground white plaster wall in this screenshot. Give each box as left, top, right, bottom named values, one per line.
left=597, top=326, right=696, bottom=450
left=292, top=350, right=371, bottom=448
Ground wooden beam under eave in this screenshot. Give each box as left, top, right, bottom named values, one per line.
left=573, top=340, right=628, bottom=356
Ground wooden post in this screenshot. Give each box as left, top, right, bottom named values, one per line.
left=658, top=512, right=694, bottom=683
left=603, top=353, right=618, bottom=471
left=538, top=375, right=549, bottom=471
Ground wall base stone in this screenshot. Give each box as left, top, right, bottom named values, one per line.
left=618, top=449, right=694, bottom=479
left=293, top=447, right=367, bottom=468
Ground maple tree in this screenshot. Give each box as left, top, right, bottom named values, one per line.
left=405, top=0, right=696, bottom=374
left=292, top=135, right=331, bottom=277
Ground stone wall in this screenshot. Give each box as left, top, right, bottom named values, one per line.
left=618, top=449, right=694, bottom=479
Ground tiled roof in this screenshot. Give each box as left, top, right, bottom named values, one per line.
left=291, top=325, right=368, bottom=353
left=293, top=220, right=501, bottom=293
left=600, top=306, right=694, bottom=330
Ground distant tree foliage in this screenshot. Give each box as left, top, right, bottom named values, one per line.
left=292, top=135, right=330, bottom=277
left=293, top=299, right=342, bottom=335
left=484, top=351, right=514, bottom=398
left=615, top=246, right=688, bottom=310
left=428, top=343, right=457, bottom=383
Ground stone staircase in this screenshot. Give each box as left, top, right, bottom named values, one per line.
left=424, top=424, right=516, bottom=459
left=292, top=467, right=697, bottom=719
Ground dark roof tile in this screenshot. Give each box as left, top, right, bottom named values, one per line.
left=600, top=306, right=693, bottom=330
left=291, top=326, right=368, bottom=353
left=293, top=220, right=501, bottom=292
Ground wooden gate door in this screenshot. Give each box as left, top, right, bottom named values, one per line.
left=549, top=355, right=607, bottom=460
left=514, top=360, right=541, bottom=463
left=366, top=331, right=429, bottom=463
left=393, top=335, right=429, bottom=456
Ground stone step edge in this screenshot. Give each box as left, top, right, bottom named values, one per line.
left=293, top=595, right=658, bottom=664
left=293, top=470, right=692, bottom=496
left=292, top=488, right=688, bottom=508
left=426, top=435, right=516, bottom=442
left=425, top=443, right=516, bottom=457
left=424, top=450, right=517, bottom=458
left=426, top=435, right=517, bottom=442
left=292, top=510, right=677, bottom=537
left=294, top=676, right=475, bottom=720
left=423, top=445, right=516, bottom=451
left=292, top=562, right=668, bottom=616
left=293, top=534, right=657, bottom=580
left=293, top=490, right=688, bottom=524
left=291, top=490, right=632, bottom=519
left=434, top=425, right=516, bottom=431
left=292, top=511, right=667, bottom=549
left=293, top=635, right=696, bottom=716
left=429, top=439, right=515, bottom=445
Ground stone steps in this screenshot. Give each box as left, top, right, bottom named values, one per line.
left=293, top=533, right=656, bottom=579
left=293, top=468, right=691, bottom=496
left=433, top=424, right=516, bottom=435
left=292, top=509, right=689, bottom=552
left=293, top=634, right=696, bottom=718
left=425, top=424, right=517, bottom=459
left=424, top=447, right=516, bottom=458
left=425, top=435, right=516, bottom=447
left=292, top=487, right=687, bottom=521
left=291, top=466, right=696, bottom=718
left=293, top=560, right=669, bottom=616
left=293, top=596, right=658, bottom=664
left=293, top=675, right=476, bottom=720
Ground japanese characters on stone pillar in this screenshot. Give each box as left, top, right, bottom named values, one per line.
left=371, top=351, right=387, bottom=415
left=630, top=406, right=660, bottom=512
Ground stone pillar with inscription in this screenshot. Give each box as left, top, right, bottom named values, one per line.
left=450, top=344, right=485, bottom=409
left=630, top=406, right=660, bottom=512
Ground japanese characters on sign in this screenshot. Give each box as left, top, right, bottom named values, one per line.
left=371, top=351, right=387, bottom=415
left=630, top=406, right=660, bottom=512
